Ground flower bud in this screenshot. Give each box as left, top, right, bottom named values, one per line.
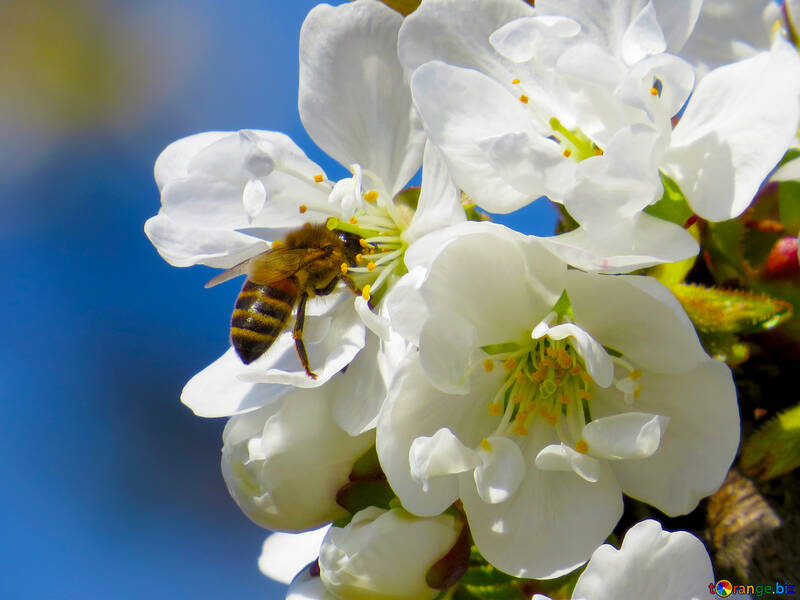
left=221, top=386, right=374, bottom=532
left=319, top=506, right=462, bottom=600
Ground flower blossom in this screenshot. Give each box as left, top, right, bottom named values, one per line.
left=400, top=0, right=800, bottom=271
left=378, top=222, right=739, bottom=578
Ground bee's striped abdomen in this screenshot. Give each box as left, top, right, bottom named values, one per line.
left=231, top=279, right=297, bottom=364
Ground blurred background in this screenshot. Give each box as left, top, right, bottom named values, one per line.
left=0, top=1, right=555, bottom=598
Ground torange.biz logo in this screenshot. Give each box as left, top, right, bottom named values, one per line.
left=710, top=580, right=797, bottom=597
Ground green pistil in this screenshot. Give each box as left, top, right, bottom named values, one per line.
left=549, top=117, right=602, bottom=161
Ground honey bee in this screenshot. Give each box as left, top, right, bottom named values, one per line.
left=205, top=223, right=362, bottom=378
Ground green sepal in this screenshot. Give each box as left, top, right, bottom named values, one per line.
left=349, top=445, right=384, bottom=481
left=670, top=283, right=793, bottom=335
left=395, top=186, right=420, bottom=211
left=741, top=402, right=800, bottom=480
left=335, top=479, right=395, bottom=515
left=551, top=289, right=574, bottom=319
left=644, top=172, right=693, bottom=226
left=374, top=0, right=421, bottom=15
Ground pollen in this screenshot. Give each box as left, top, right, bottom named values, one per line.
left=562, top=148, right=572, bottom=158
left=593, top=147, right=604, bottom=156
left=511, top=393, right=523, bottom=404
left=512, top=424, right=528, bottom=436
left=480, top=438, right=493, bottom=451
left=359, top=239, right=373, bottom=249
left=629, top=369, right=642, bottom=380
left=557, top=350, right=572, bottom=369
left=519, top=94, right=529, bottom=104
left=488, top=402, right=503, bottom=416
left=578, top=389, right=592, bottom=401
left=355, top=253, right=363, bottom=262
left=367, top=261, right=376, bottom=272
left=349, top=216, right=359, bottom=225
left=504, top=357, right=517, bottom=371
left=271, top=240, right=286, bottom=250
left=340, top=262, right=348, bottom=275
left=559, top=394, right=570, bottom=404
left=575, top=440, right=589, bottom=454
left=650, top=86, right=659, bottom=96
left=545, top=412, right=558, bottom=425
left=313, top=174, right=324, bottom=183
left=363, top=190, right=379, bottom=203
left=512, top=78, right=521, bottom=84
left=483, top=359, right=495, bottom=372
left=570, top=365, right=581, bottom=376
left=516, top=371, right=527, bottom=384
left=299, top=205, right=308, bottom=214
left=581, top=371, right=594, bottom=385
left=361, top=284, right=371, bottom=300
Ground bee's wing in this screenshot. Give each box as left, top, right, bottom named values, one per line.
left=204, top=253, right=267, bottom=289
left=248, top=248, right=328, bottom=284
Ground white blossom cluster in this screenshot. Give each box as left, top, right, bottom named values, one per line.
left=147, top=0, right=800, bottom=598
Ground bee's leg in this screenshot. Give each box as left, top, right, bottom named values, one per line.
left=314, top=275, right=340, bottom=297
left=293, top=292, right=317, bottom=379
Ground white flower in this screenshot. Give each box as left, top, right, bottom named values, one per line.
left=318, top=506, right=462, bottom=600
left=535, top=520, right=721, bottom=600
left=401, top=0, right=800, bottom=271
left=147, top=0, right=464, bottom=420
left=221, top=383, right=374, bottom=531
left=378, top=222, right=739, bottom=578
left=259, top=527, right=330, bottom=585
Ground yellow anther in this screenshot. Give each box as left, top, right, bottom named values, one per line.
left=593, top=147, right=604, bottom=156
left=559, top=395, right=570, bottom=404
left=367, top=261, right=376, bottom=272
left=363, top=189, right=379, bottom=203
left=313, top=174, right=324, bottom=183
left=512, top=424, right=528, bottom=436
left=488, top=402, right=503, bottom=416
left=511, top=393, right=523, bottom=404
left=540, top=406, right=549, bottom=417
left=650, top=86, right=659, bottom=96
left=480, top=438, right=492, bottom=451
left=542, top=358, right=555, bottom=369
left=271, top=240, right=286, bottom=250
left=512, top=78, right=521, bottom=84
left=299, top=204, right=308, bottom=214
left=570, top=365, right=582, bottom=376
left=546, top=347, right=558, bottom=358
left=519, top=94, right=529, bottom=104
left=361, top=284, right=371, bottom=300
left=554, top=378, right=562, bottom=386
left=340, top=262, right=348, bottom=275
left=629, top=369, right=642, bottom=380
left=516, top=371, right=527, bottom=384
left=355, top=253, right=363, bottom=262
left=483, top=359, right=495, bottom=373
left=557, top=350, right=572, bottom=369
left=359, top=238, right=373, bottom=249
left=504, top=357, right=517, bottom=371
left=575, top=440, right=590, bottom=454
left=349, top=216, right=359, bottom=225
left=578, top=389, right=592, bottom=401
left=581, top=371, right=594, bottom=384
left=545, top=412, right=558, bottom=425
left=562, top=148, right=572, bottom=158
left=634, top=387, right=642, bottom=399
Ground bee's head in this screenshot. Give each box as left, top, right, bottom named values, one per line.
left=337, top=231, right=363, bottom=265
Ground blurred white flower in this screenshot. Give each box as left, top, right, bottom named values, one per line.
left=259, top=527, right=330, bottom=585
left=378, top=222, right=739, bottom=578
left=221, top=384, right=374, bottom=531
left=534, top=520, right=721, bottom=600
left=318, top=506, right=462, bottom=600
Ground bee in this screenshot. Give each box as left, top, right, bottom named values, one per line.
left=205, top=223, right=362, bottom=378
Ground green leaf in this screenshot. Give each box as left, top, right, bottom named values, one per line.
left=335, top=480, right=395, bottom=514
left=670, top=283, right=793, bottom=335
left=741, top=402, right=800, bottom=480
left=644, top=172, right=693, bottom=226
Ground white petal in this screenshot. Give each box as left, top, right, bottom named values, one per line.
left=621, top=2, right=667, bottom=64
left=330, top=335, right=388, bottom=436
left=410, top=62, right=542, bottom=213
left=287, top=567, right=336, bottom=600
left=242, top=178, right=267, bottom=220
left=573, top=520, right=713, bottom=600
left=144, top=213, right=268, bottom=268
left=596, top=360, right=739, bottom=516
left=490, top=16, right=581, bottom=64
left=665, top=49, right=800, bottom=221
left=410, top=428, right=480, bottom=484
left=384, top=266, right=428, bottom=347
left=462, top=425, right=622, bottom=578
left=534, top=443, right=603, bottom=483
left=259, top=527, right=330, bottom=584
left=582, top=413, right=669, bottom=459
left=181, top=347, right=290, bottom=417
left=565, top=270, right=707, bottom=373
left=154, top=131, right=229, bottom=190
left=403, top=141, right=466, bottom=245
left=354, top=296, right=390, bottom=341
left=299, top=1, right=424, bottom=195
left=419, top=310, right=479, bottom=395
left=535, top=322, right=614, bottom=388
left=474, top=436, right=525, bottom=503
left=398, top=0, right=534, bottom=80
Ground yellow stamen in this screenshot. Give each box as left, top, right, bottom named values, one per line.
left=560, top=395, right=570, bottom=404
left=483, top=359, right=495, bottom=372
left=634, top=387, right=641, bottom=399
left=313, top=174, right=324, bottom=183
left=511, top=393, right=523, bottom=404
left=593, top=147, right=604, bottom=156
left=367, top=261, right=376, bottom=272
left=504, top=357, right=517, bottom=371
left=355, top=253, right=363, bottom=262
left=271, top=240, right=285, bottom=250
left=512, top=78, right=521, bottom=84
left=480, top=438, right=493, bottom=451
left=349, top=216, right=358, bottom=225
left=299, top=204, right=308, bottom=214
left=516, top=371, right=527, bottom=384
left=575, top=440, right=589, bottom=454
left=512, top=424, right=528, bottom=436
left=519, top=94, right=529, bottom=104
left=340, top=263, right=348, bottom=275
left=488, top=402, right=503, bottom=416
left=363, top=189, right=379, bottom=203
left=581, top=372, right=594, bottom=384
left=629, top=369, right=642, bottom=380
left=650, top=86, right=659, bottom=96
left=570, top=365, right=581, bottom=376
left=562, top=148, right=572, bottom=158
left=578, top=389, right=592, bottom=401
left=545, top=412, right=558, bottom=425
left=361, top=284, right=371, bottom=301
left=557, top=350, right=572, bottom=369
left=359, top=239, right=372, bottom=249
